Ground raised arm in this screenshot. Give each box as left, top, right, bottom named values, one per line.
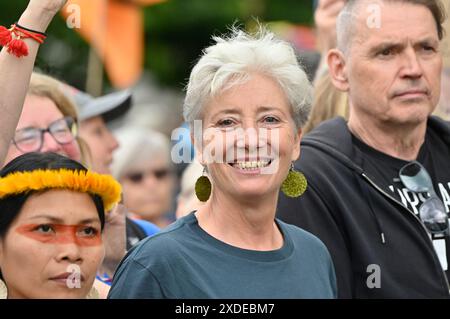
left=0, top=0, right=67, bottom=167
left=313, top=0, right=345, bottom=81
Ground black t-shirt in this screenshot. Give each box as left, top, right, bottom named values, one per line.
left=351, top=127, right=450, bottom=271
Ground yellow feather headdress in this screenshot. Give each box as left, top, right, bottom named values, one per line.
left=0, top=169, right=122, bottom=212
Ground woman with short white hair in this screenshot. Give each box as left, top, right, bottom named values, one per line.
left=112, top=127, right=175, bottom=229
left=109, top=27, right=336, bottom=299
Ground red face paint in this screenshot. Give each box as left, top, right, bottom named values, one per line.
left=16, top=224, right=102, bottom=247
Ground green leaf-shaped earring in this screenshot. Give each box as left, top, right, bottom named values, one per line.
left=281, top=163, right=307, bottom=198
left=195, top=166, right=211, bottom=202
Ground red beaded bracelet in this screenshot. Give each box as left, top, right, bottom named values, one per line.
left=0, top=23, right=47, bottom=58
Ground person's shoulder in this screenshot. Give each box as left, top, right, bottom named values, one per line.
left=278, top=219, right=331, bottom=256
left=303, top=117, right=349, bottom=146
left=125, top=214, right=196, bottom=264
left=278, top=219, right=322, bottom=243
left=131, top=218, right=160, bottom=236
left=124, top=218, right=183, bottom=257
left=428, top=116, right=450, bottom=141
left=300, top=118, right=352, bottom=164
left=429, top=115, right=450, bottom=128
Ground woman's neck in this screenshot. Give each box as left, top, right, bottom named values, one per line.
left=195, top=190, right=283, bottom=251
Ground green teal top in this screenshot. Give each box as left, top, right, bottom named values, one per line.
left=108, top=212, right=337, bottom=299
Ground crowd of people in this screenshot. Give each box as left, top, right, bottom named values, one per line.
left=0, top=0, right=449, bottom=299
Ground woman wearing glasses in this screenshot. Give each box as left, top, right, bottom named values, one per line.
left=0, top=0, right=69, bottom=167
left=0, top=0, right=130, bottom=299
left=112, top=127, right=175, bottom=229
left=3, top=72, right=84, bottom=167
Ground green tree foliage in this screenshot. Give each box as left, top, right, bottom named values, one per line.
left=0, top=0, right=312, bottom=91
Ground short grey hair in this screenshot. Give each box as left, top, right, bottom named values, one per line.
left=111, top=127, right=172, bottom=180
left=336, top=1, right=360, bottom=54
left=183, top=26, right=312, bottom=130
left=336, top=0, right=447, bottom=54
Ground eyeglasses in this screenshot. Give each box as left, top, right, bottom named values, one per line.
left=125, top=169, right=172, bottom=183
left=12, top=117, right=78, bottom=153
left=399, top=161, right=448, bottom=235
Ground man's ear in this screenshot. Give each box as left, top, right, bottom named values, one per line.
left=291, top=127, right=303, bottom=162
left=327, top=49, right=350, bottom=92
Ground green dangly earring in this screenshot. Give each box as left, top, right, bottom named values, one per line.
left=195, top=166, right=212, bottom=202
left=281, top=163, right=307, bottom=198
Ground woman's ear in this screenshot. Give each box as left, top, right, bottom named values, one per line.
left=327, top=49, right=350, bottom=92
left=190, top=132, right=205, bottom=166
left=291, top=127, right=303, bottom=162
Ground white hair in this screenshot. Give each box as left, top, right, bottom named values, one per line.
left=336, top=0, right=368, bottom=54
left=183, top=26, right=312, bottom=130
left=111, top=127, right=172, bottom=180
left=336, top=3, right=354, bottom=54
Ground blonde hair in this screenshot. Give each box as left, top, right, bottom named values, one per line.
left=304, top=72, right=349, bottom=134
left=29, top=73, right=78, bottom=120
left=27, top=72, right=92, bottom=166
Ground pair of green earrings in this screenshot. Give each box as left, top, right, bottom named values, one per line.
left=194, top=163, right=307, bottom=202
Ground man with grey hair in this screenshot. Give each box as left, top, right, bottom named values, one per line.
left=278, top=0, right=450, bottom=298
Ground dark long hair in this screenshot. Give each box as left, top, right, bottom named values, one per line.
left=0, top=152, right=106, bottom=237
left=0, top=152, right=105, bottom=280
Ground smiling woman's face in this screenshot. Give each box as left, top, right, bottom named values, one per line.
left=0, top=189, right=104, bottom=299
left=4, top=95, right=82, bottom=166
left=200, top=72, right=302, bottom=200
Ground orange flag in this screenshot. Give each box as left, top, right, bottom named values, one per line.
left=62, top=0, right=165, bottom=88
